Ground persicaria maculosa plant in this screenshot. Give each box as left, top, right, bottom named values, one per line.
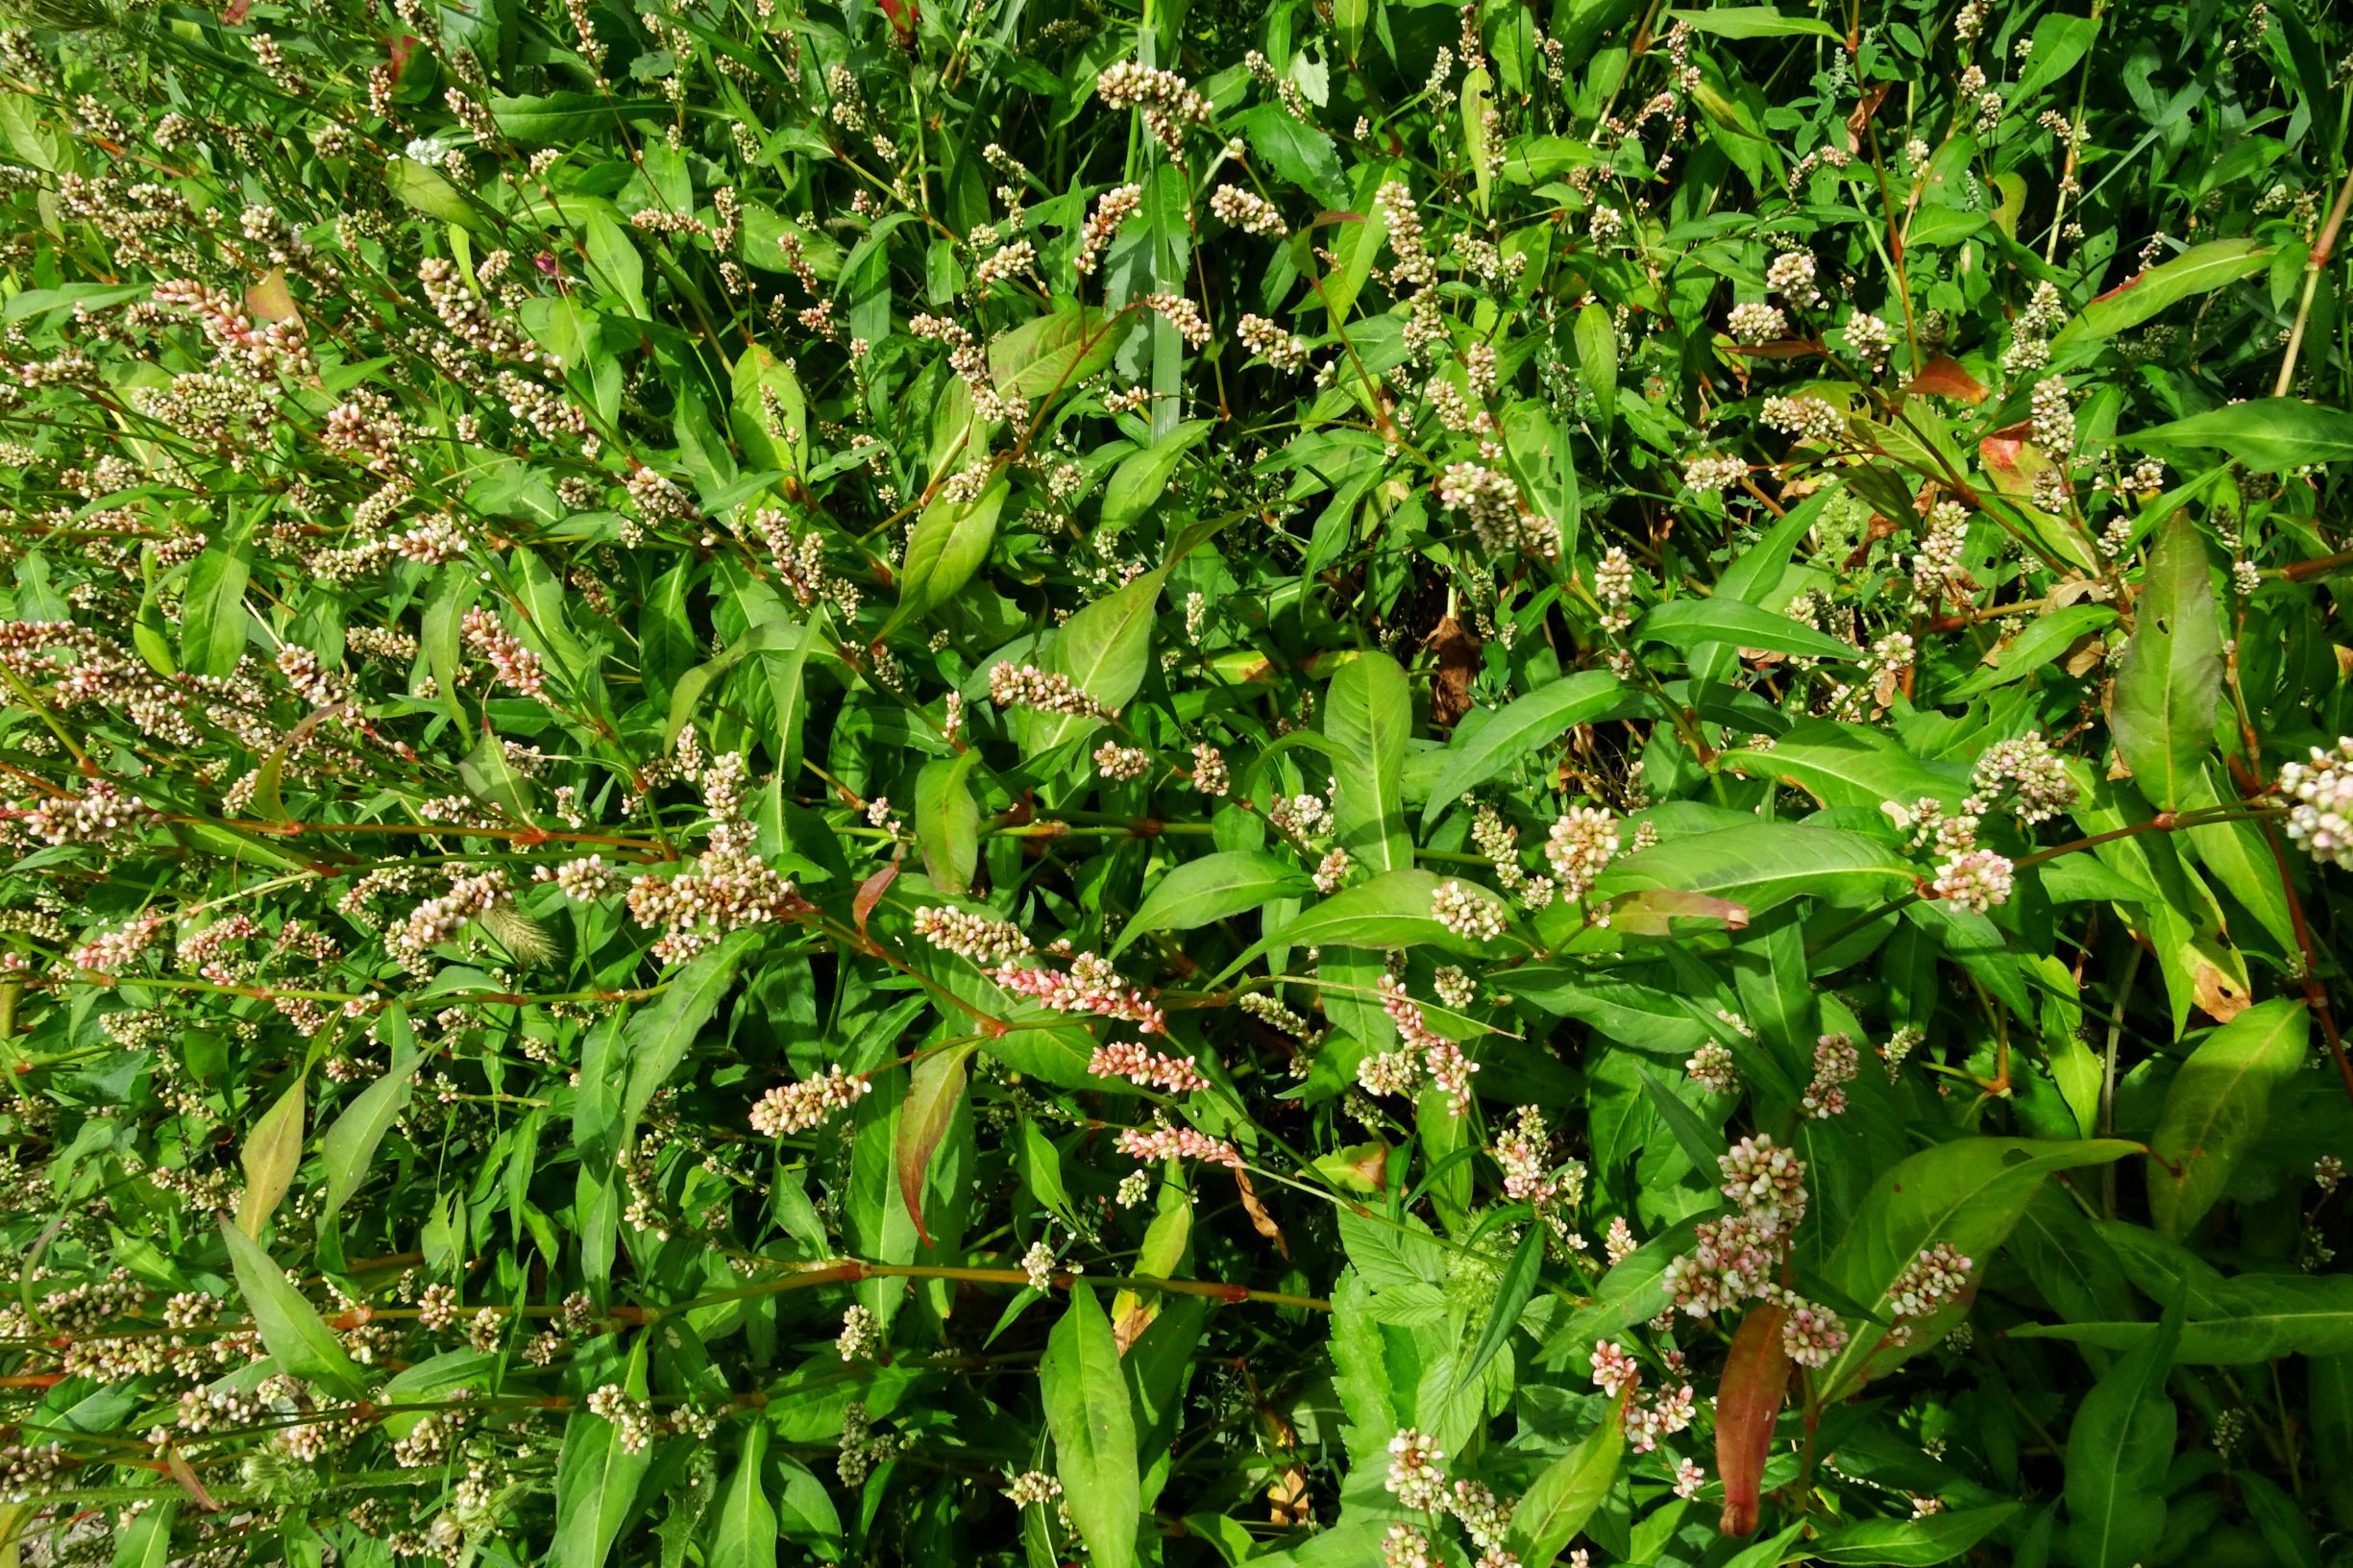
left=0, top=0, right=2350, bottom=1564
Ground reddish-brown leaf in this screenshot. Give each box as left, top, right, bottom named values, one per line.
left=1905, top=355, right=1988, bottom=404
left=853, top=861, right=897, bottom=945
left=1235, top=1168, right=1290, bottom=1259
left=895, top=1043, right=975, bottom=1249
left=1715, top=1303, right=1792, bottom=1537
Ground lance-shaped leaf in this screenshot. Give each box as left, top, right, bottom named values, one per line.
left=217, top=1219, right=364, bottom=1398
left=1112, top=850, right=1313, bottom=956
left=2124, top=398, right=2353, bottom=472
left=890, top=477, right=1008, bottom=632
left=1715, top=1303, right=1792, bottom=1537
left=2110, top=513, right=2220, bottom=811
left=1818, top=1138, right=2138, bottom=1399
left=235, top=1072, right=306, bottom=1238
left=2146, top=998, right=2308, bottom=1237
left=1717, top=719, right=1966, bottom=810
left=709, top=1421, right=777, bottom=1568
left=2063, top=1295, right=2182, bottom=1568
left=896, top=1043, right=975, bottom=1248
left=2051, top=239, right=2271, bottom=357
left=1419, top=671, right=1632, bottom=829
left=1636, top=600, right=1860, bottom=662
left=1506, top=1395, right=1624, bottom=1564
left=1042, top=1285, right=1140, bottom=1568
left=914, top=750, right=981, bottom=896
left=1809, top=1504, right=2022, bottom=1565
left=1591, top=822, right=1915, bottom=917
left=1324, top=650, right=1411, bottom=874
left=1029, top=569, right=1164, bottom=752
left=1213, top=870, right=1515, bottom=983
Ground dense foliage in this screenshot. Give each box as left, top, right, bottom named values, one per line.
left=3, top=0, right=2353, bottom=1562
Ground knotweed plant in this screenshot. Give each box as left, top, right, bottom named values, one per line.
left=0, top=0, right=2349, bottom=1564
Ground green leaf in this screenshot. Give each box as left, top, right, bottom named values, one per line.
left=1113, top=850, right=1314, bottom=956
left=1592, top=823, right=1916, bottom=918
left=234, top=1073, right=306, bottom=1239
left=581, top=208, right=649, bottom=318
left=709, top=1422, right=777, bottom=1568
left=1819, top=1138, right=2139, bottom=1399
left=1042, top=1284, right=1140, bottom=1568
left=1420, top=671, right=1630, bottom=829
left=1638, top=1063, right=1728, bottom=1166
left=2110, top=513, right=2221, bottom=812
left=553, top=1400, right=653, bottom=1568
left=1216, top=869, right=1507, bottom=983
left=1458, top=1223, right=1543, bottom=1392
left=180, top=541, right=251, bottom=678
left=620, top=932, right=757, bottom=1149
left=915, top=751, right=982, bottom=896
left=1665, top=5, right=1843, bottom=38
left=217, top=1218, right=365, bottom=1398
left=2014, top=1269, right=2353, bottom=1363
left=2126, top=398, right=2353, bottom=472
left=1100, top=421, right=1211, bottom=534
left=1636, top=599, right=1859, bottom=662
left=2146, top=999, right=2309, bottom=1237
left=1236, top=106, right=1346, bottom=208
left=893, top=478, right=1009, bottom=631
left=1717, top=719, right=1964, bottom=810
left=896, top=1042, right=975, bottom=1249
left=1460, top=66, right=1496, bottom=215
left=1941, top=604, right=2117, bottom=698
left=458, top=722, right=538, bottom=821
left=2062, top=1293, right=2181, bottom=1568
left=1505, top=1401, right=1625, bottom=1565
left=1325, top=651, right=1412, bottom=874
left=730, top=344, right=807, bottom=472
left=1030, top=569, right=1165, bottom=751
left=1810, top=1504, right=2021, bottom=1566
left=1575, top=303, right=1618, bottom=428
left=1320, top=163, right=1393, bottom=332
left=992, top=301, right=1137, bottom=402
left=2051, top=240, right=2271, bottom=356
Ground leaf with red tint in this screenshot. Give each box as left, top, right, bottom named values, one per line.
left=853, top=861, right=897, bottom=945
left=876, top=0, right=918, bottom=43
left=1715, top=1302, right=1793, bottom=1537
left=387, top=34, right=416, bottom=86
left=222, top=0, right=251, bottom=20
left=1729, top=340, right=1826, bottom=359
left=1905, top=355, right=1988, bottom=404
left=896, top=1043, right=974, bottom=1248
